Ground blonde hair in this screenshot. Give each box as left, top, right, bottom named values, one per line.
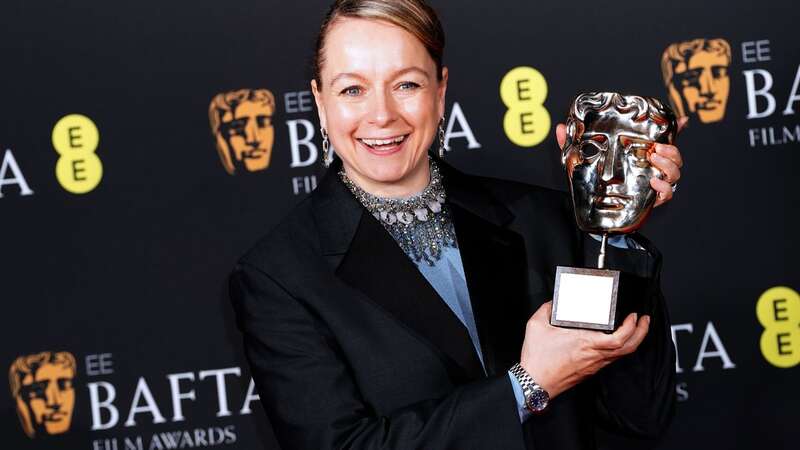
left=313, top=0, right=445, bottom=87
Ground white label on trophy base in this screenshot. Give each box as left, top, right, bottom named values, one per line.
left=551, top=266, right=620, bottom=331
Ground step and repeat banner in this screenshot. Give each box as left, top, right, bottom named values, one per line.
left=2, top=0, right=797, bottom=449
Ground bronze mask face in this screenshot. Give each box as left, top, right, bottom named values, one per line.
left=661, top=38, right=732, bottom=124
left=10, top=352, right=77, bottom=438
left=209, top=89, right=276, bottom=175
left=562, top=92, right=677, bottom=234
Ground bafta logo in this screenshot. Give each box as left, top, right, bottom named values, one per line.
left=9, top=351, right=77, bottom=438
left=209, top=89, right=276, bottom=175
left=661, top=38, right=732, bottom=123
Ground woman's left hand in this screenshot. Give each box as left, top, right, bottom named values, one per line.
left=555, top=116, right=688, bottom=207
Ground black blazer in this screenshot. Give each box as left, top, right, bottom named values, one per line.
left=230, top=158, right=675, bottom=450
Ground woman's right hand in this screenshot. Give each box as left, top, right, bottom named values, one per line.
left=520, top=301, right=651, bottom=399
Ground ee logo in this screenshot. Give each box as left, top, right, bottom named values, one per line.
left=756, top=286, right=800, bottom=368
left=500, top=66, right=550, bottom=147
left=52, top=114, right=103, bottom=194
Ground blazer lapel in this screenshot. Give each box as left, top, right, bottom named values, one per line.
left=443, top=162, right=530, bottom=376
left=312, top=162, right=485, bottom=383
left=312, top=163, right=364, bottom=269
left=336, top=212, right=486, bottom=382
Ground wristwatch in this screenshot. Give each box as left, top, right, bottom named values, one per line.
left=509, top=363, right=550, bottom=414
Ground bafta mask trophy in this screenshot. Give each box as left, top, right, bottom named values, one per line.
left=550, top=92, right=678, bottom=331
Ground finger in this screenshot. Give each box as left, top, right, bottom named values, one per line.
left=541, top=300, right=553, bottom=318
left=677, top=116, right=689, bottom=134
left=649, top=153, right=681, bottom=184
left=615, top=315, right=651, bottom=356
left=654, top=143, right=683, bottom=168
left=592, top=313, right=638, bottom=350
left=532, top=300, right=553, bottom=321
left=556, top=123, right=567, bottom=150
left=650, top=177, right=673, bottom=207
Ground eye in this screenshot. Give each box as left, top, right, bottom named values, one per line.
left=630, top=145, right=650, bottom=165
left=340, top=85, right=362, bottom=97
left=226, top=119, right=246, bottom=136
left=27, top=382, right=47, bottom=399
left=397, top=81, right=420, bottom=91
left=679, top=69, right=702, bottom=87
left=621, top=138, right=653, bottom=167
left=711, top=65, right=727, bottom=79
left=579, top=135, right=606, bottom=158
left=256, top=115, right=271, bottom=128
left=580, top=141, right=602, bottom=158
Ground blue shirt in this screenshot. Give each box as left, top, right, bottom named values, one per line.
left=416, top=246, right=486, bottom=371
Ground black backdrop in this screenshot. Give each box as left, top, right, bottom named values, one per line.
left=2, top=0, right=798, bottom=449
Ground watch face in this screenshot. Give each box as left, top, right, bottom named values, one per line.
left=527, top=387, right=550, bottom=412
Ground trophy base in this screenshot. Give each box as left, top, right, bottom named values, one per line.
left=551, top=266, right=620, bottom=331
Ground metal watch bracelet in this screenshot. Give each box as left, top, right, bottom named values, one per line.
left=509, top=362, right=550, bottom=414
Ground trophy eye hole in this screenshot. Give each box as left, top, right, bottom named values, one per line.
left=580, top=141, right=602, bottom=158
left=632, top=145, right=649, bottom=160
left=621, top=137, right=653, bottom=161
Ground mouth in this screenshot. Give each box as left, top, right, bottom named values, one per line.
left=593, top=194, right=632, bottom=210
left=44, top=411, right=67, bottom=422
left=357, top=134, right=409, bottom=156
left=696, top=100, right=722, bottom=110
left=241, top=148, right=267, bottom=159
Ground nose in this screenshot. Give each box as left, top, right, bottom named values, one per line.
left=699, top=68, right=715, bottom=98
left=600, top=142, right=625, bottom=184
left=367, top=89, right=398, bottom=127
left=45, top=382, right=61, bottom=409
left=244, top=119, right=260, bottom=145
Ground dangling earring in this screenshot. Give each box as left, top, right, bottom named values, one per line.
left=437, top=116, right=446, bottom=158
left=321, top=127, right=333, bottom=168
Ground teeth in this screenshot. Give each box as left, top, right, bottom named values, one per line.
left=360, top=135, right=406, bottom=146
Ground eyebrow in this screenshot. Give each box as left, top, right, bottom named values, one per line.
left=328, top=66, right=431, bottom=88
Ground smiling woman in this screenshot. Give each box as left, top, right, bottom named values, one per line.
left=311, top=8, right=446, bottom=197
left=229, top=1, right=681, bottom=449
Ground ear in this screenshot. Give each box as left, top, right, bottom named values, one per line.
left=311, top=79, right=327, bottom=129
left=436, top=66, right=449, bottom=120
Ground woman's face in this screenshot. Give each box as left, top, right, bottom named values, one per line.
left=312, top=17, right=448, bottom=196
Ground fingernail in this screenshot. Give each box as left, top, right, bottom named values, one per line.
left=633, top=313, right=638, bottom=322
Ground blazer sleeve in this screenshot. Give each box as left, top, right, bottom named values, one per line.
left=588, top=236, right=677, bottom=438
left=229, top=262, right=528, bottom=450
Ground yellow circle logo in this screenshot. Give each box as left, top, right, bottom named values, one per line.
left=756, top=286, right=800, bottom=368
left=52, top=114, right=103, bottom=194
left=500, top=66, right=550, bottom=147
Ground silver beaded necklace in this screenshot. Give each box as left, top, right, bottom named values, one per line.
left=339, top=158, right=458, bottom=266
